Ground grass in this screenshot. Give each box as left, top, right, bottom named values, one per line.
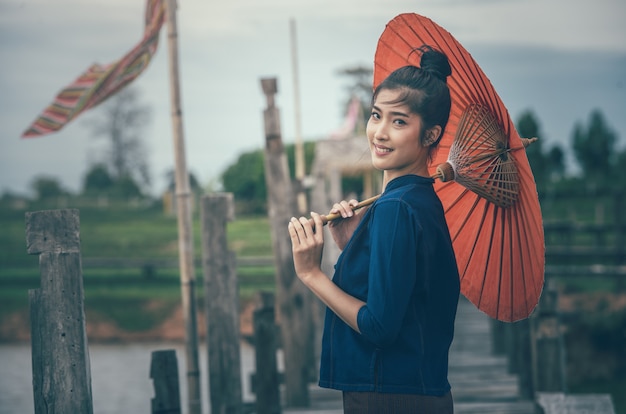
left=0, top=202, right=275, bottom=333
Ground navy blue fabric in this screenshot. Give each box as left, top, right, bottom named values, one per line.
left=319, top=174, right=460, bottom=395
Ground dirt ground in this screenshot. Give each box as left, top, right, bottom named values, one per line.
left=2, top=292, right=625, bottom=343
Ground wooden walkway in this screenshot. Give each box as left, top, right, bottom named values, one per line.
left=283, top=297, right=537, bottom=414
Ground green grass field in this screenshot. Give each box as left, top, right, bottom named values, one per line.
left=1, top=195, right=623, bottom=332
left=0, top=203, right=276, bottom=333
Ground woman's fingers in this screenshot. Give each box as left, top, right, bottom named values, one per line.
left=310, top=212, right=324, bottom=240
left=288, top=219, right=300, bottom=244
left=329, top=199, right=360, bottom=218
left=289, top=214, right=324, bottom=247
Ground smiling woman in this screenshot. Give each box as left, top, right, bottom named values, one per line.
left=288, top=45, right=459, bottom=414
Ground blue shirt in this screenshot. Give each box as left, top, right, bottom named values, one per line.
left=318, top=174, right=460, bottom=395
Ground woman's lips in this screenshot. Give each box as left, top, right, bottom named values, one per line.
left=373, top=144, right=392, bottom=155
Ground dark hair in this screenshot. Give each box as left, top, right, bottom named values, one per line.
left=372, top=45, right=452, bottom=153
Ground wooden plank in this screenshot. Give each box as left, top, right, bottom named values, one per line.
left=536, top=392, right=616, bottom=414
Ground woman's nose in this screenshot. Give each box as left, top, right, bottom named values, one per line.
left=373, top=123, right=389, bottom=140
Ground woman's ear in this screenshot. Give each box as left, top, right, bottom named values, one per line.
left=423, top=126, right=442, bottom=146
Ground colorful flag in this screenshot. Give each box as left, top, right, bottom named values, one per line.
left=22, top=0, right=165, bottom=138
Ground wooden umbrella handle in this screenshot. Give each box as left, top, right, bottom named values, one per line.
left=320, top=194, right=381, bottom=225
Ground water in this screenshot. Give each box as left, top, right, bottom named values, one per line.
left=0, top=341, right=258, bottom=414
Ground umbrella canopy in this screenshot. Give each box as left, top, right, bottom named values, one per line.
left=373, top=13, right=545, bottom=322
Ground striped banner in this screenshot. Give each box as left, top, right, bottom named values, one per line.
left=22, top=0, right=165, bottom=138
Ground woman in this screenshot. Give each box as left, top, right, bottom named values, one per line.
left=288, top=45, right=460, bottom=414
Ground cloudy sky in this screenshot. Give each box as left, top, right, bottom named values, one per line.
left=1, top=0, right=625, bottom=197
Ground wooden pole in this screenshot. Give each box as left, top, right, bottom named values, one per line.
left=253, top=292, right=281, bottom=414
left=164, top=1, right=202, bottom=413
left=531, top=282, right=567, bottom=393
left=200, top=194, right=243, bottom=414
left=150, top=350, right=182, bottom=414
left=26, top=209, right=93, bottom=414
left=290, top=18, right=307, bottom=214
left=260, top=77, right=313, bottom=407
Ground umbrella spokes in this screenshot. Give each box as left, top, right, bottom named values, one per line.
left=434, top=104, right=537, bottom=208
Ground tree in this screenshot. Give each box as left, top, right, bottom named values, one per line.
left=164, top=169, right=203, bottom=194
left=572, top=109, right=618, bottom=190
left=221, top=150, right=266, bottom=214
left=86, top=87, right=152, bottom=194
left=517, top=110, right=547, bottom=187
left=83, top=163, right=114, bottom=195
left=220, top=142, right=317, bottom=215
left=516, top=110, right=566, bottom=189
left=31, top=176, right=67, bottom=200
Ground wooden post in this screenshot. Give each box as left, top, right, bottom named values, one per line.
left=151, top=350, right=181, bottom=414
left=200, top=193, right=243, bottom=414
left=615, top=192, right=625, bottom=290
left=512, top=319, right=534, bottom=400
left=260, top=77, right=313, bottom=407
left=532, top=282, right=567, bottom=393
left=26, top=209, right=93, bottom=414
left=164, top=1, right=202, bottom=413
left=490, top=319, right=508, bottom=355
left=253, top=292, right=281, bottom=414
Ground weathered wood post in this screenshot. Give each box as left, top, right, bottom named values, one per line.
left=260, top=77, right=314, bottom=407
left=26, top=209, right=93, bottom=414
left=511, top=319, right=534, bottom=399
left=490, top=319, right=508, bottom=355
left=615, top=191, right=625, bottom=291
left=200, top=193, right=243, bottom=414
left=150, top=350, right=181, bottom=414
left=531, top=281, right=567, bottom=393
left=253, top=292, right=281, bottom=414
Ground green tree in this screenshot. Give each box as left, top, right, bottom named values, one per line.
left=516, top=110, right=566, bottom=189
left=164, top=169, right=203, bottom=194
left=221, top=141, right=317, bottom=215
left=517, top=110, right=547, bottom=187
left=111, top=174, right=142, bottom=198
left=572, top=109, right=618, bottom=190
left=83, top=163, right=114, bottom=195
left=86, top=87, right=152, bottom=194
left=31, top=176, right=67, bottom=200
left=221, top=150, right=266, bottom=214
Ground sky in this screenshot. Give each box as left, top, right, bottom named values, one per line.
left=1, top=0, right=625, bottom=197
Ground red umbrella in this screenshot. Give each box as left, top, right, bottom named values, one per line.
left=326, top=13, right=544, bottom=322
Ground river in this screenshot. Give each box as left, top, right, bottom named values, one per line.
left=0, top=341, right=260, bottom=414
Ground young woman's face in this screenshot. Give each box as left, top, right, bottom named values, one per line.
left=366, top=88, right=431, bottom=182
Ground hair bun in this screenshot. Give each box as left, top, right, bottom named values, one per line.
left=419, top=45, right=452, bottom=82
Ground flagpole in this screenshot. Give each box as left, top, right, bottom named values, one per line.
left=164, top=1, right=202, bottom=414
left=290, top=18, right=307, bottom=214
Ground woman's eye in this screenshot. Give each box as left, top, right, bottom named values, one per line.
left=394, top=119, right=406, bottom=126
left=370, top=112, right=380, bottom=120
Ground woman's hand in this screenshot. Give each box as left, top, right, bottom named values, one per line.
left=288, top=211, right=365, bottom=333
left=328, top=199, right=366, bottom=250
left=288, top=212, right=325, bottom=283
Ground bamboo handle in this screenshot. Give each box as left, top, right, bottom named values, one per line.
left=320, top=194, right=381, bottom=225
